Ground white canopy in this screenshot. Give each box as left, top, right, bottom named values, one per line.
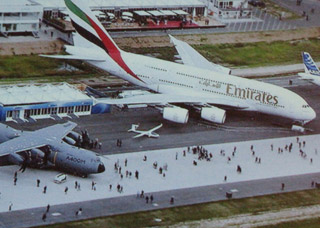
left=160, top=10, right=176, bottom=16
left=122, top=12, right=133, bottom=17
left=133, top=10, right=151, bottom=16
left=172, top=10, right=189, bottom=15
left=59, top=9, right=69, bottom=15
left=93, top=10, right=105, bottom=16
left=106, top=12, right=115, bottom=18
left=147, top=10, right=165, bottom=17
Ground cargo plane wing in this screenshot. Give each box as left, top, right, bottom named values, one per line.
left=0, top=121, right=105, bottom=176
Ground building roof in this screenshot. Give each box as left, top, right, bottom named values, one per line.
left=0, top=0, right=34, bottom=6
left=0, top=0, right=42, bottom=12
left=34, top=0, right=205, bottom=10
left=0, top=83, right=91, bottom=106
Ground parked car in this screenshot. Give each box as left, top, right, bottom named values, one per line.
left=248, top=0, right=266, bottom=7
left=54, top=173, right=67, bottom=184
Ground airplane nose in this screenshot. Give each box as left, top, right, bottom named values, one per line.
left=309, top=109, right=317, bottom=121
left=304, top=108, right=316, bottom=124
left=98, top=163, right=105, bottom=173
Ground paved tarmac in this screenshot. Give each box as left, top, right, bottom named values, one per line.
left=1, top=76, right=320, bottom=227
left=1, top=172, right=319, bottom=228
left=11, top=75, right=320, bottom=155
left=233, top=62, right=320, bottom=78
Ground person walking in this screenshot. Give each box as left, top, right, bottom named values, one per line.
left=42, top=213, right=47, bottom=221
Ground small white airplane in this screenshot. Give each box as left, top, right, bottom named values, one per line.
left=41, top=0, right=316, bottom=126
left=298, top=52, right=320, bottom=86
left=128, top=123, right=163, bottom=138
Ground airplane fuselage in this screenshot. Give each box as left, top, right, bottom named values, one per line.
left=89, top=51, right=316, bottom=124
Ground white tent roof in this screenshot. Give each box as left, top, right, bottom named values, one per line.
left=122, top=12, right=133, bottom=17
left=160, top=10, right=177, bottom=16
left=148, top=10, right=165, bottom=17
left=172, top=9, right=189, bottom=15
left=134, top=10, right=151, bottom=16
left=0, top=83, right=90, bottom=106
left=59, top=9, right=69, bottom=15
left=93, top=10, right=105, bottom=16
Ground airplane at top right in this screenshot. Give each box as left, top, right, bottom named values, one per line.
left=298, top=52, right=320, bottom=86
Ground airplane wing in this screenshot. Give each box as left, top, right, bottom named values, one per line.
left=40, top=45, right=107, bottom=62
left=169, top=35, right=231, bottom=74
left=150, top=124, right=163, bottom=132
left=133, top=132, right=147, bottom=138
left=97, top=94, right=250, bottom=110
left=0, top=121, right=77, bottom=157
left=150, top=124, right=162, bottom=132
left=40, top=54, right=106, bottom=62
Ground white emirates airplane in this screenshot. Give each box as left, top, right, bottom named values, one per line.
left=42, top=0, right=316, bottom=125
left=298, top=52, right=320, bottom=86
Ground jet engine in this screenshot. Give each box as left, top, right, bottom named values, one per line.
left=67, top=131, right=81, bottom=141
left=63, top=136, right=76, bottom=145
left=8, top=153, right=24, bottom=165
left=201, top=106, right=226, bottom=124
left=30, top=148, right=45, bottom=158
left=163, top=107, right=189, bottom=124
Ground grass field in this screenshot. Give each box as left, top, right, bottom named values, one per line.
left=0, top=55, right=104, bottom=80
left=260, top=217, right=320, bottom=228
left=0, top=38, right=319, bottom=83
left=42, top=189, right=320, bottom=228
left=125, top=38, right=320, bottom=68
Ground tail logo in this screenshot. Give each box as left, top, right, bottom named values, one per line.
left=303, top=52, right=320, bottom=76
left=65, top=0, right=143, bottom=82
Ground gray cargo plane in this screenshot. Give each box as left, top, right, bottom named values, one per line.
left=0, top=121, right=105, bottom=176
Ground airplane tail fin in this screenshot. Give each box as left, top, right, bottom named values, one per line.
left=64, top=0, right=121, bottom=55
left=302, top=52, right=320, bottom=76
left=128, top=124, right=139, bottom=132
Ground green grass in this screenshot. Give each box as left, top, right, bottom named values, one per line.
left=41, top=189, right=320, bottom=228
left=194, top=38, right=320, bottom=68
left=123, top=46, right=177, bottom=62
left=1, top=38, right=320, bottom=83
left=126, top=38, right=320, bottom=68
left=0, top=55, right=103, bottom=78
left=260, top=217, right=320, bottom=228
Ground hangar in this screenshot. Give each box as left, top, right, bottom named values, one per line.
left=0, top=83, right=110, bottom=123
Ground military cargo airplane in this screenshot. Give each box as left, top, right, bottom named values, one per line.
left=298, top=52, right=320, bottom=86
left=0, top=121, right=105, bottom=176
left=42, top=0, right=316, bottom=126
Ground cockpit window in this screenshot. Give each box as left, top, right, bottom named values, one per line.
left=302, top=105, right=310, bottom=108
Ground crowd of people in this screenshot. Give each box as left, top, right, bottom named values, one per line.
left=4, top=134, right=320, bottom=223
